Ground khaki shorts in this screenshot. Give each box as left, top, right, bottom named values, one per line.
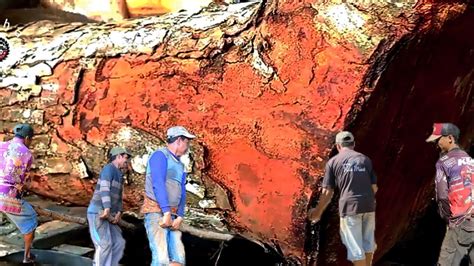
left=340, top=212, right=376, bottom=261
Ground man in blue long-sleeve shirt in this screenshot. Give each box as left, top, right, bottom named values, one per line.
left=87, top=146, right=131, bottom=266
left=142, top=126, right=196, bottom=266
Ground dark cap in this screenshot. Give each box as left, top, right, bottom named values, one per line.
left=426, top=123, right=460, bottom=143
left=335, top=131, right=354, bottom=144
left=13, top=123, right=34, bottom=139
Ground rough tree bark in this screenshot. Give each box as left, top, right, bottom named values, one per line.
left=31, top=204, right=235, bottom=241
left=0, top=0, right=473, bottom=265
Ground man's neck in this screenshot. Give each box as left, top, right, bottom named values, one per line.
left=112, top=160, right=120, bottom=169
left=167, top=145, right=180, bottom=158
left=12, top=137, right=24, bottom=142
left=447, top=144, right=460, bottom=152
left=339, top=147, right=354, bottom=152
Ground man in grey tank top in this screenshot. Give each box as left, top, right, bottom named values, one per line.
left=142, top=126, right=196, bottom=266
left=308, top=131, right=378, bottom=266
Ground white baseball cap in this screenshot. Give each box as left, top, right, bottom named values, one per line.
left=335, top=131, right=354, bottom=144
left=166, top=126, right=196, bottom=139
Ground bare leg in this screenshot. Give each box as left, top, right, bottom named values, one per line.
left=365, top=253, right=374, bottom=266
left=23, top=230, right=35, bottom=262
left=170, top=263, right=183, bottom=266
left=353, top=259, right=366, bottom=266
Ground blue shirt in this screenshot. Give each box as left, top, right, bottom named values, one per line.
left=145, top=149, right=186, bottom=217
left=87, top=163, right=124, bottom=214
left=323, top=149, right=377, bottom=216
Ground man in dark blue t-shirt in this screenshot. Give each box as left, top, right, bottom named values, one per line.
left=308, top=131, right=378, bottom=266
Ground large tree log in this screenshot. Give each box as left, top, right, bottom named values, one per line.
left=1, top=0, right=473, bottom=265
left=31, top=204, right=235, bottom=241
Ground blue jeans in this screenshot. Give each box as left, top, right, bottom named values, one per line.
left=340, top=212, right=376, bottom=261
left=144, top=213, right=185, bottom=265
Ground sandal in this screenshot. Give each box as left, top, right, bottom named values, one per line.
left=22, top=253, right=36, bottom=264
left=22, top=258, right=34, bottom=264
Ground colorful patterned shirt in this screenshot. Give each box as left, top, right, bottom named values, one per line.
left=435, top=148, right=474, bottom=229
left=0, top=137, right=33, bottom=214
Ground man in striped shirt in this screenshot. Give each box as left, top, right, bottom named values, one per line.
left=87, top=146, right=131, bottom=266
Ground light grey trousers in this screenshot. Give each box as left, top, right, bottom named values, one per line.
left=87, top=213, right=125, bottom=266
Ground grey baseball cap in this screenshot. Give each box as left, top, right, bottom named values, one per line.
left=335, top=131, right=354, bottom=143
left=110, top=146, right=132, bottom=157
left=166, top=126, right=196, bottom=139
left=13, top=123, right=34, bottom=138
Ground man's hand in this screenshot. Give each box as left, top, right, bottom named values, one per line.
left=307, top=208, right=322, bottom=223
left=307, top=188, right=334, bottom=224
left=14, top=183, right=25, bottom=192
left=99, top=208, right=111, bottom=220
left=112, top=212, right=121, bottom=224
left=159, top=212, right=172, bottom=228
left=171, top=216, right=183, bottom=231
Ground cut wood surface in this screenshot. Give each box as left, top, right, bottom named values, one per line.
left=0, top=1, right=472, bottom=264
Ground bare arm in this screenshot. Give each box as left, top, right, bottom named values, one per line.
left=307, top=188, right=334, bottom=223
left=372, top=184, right=378, bottom=195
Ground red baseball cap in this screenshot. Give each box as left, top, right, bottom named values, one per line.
left=426, top=123, right=460, bottom=143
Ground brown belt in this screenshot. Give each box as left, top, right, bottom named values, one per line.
left=141, top=195, right=177, bottom=215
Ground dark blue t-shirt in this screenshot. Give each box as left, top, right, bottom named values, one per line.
left=322, top=149, right=377, bottom=217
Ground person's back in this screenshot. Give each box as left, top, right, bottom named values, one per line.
left=308, top=131, right=377, bottom=266
left=0, top=138, right=32, bottom=212
left=0, top=124, right=37, bottom=264
left=325, top=149, right=376, bottom=217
